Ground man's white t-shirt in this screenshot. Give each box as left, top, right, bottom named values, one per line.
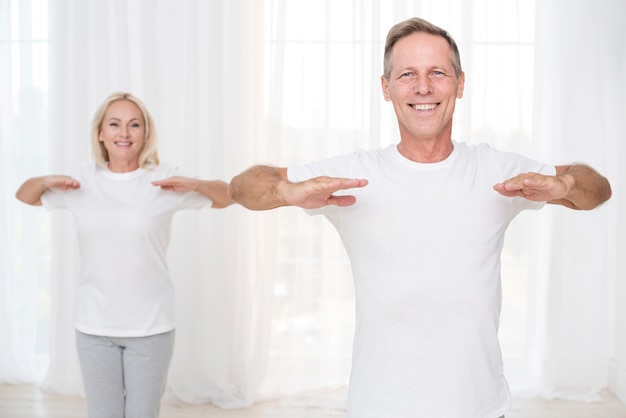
left=41, top=162, right=213, bottom=337
left=288, top=142, right=555, bottom=418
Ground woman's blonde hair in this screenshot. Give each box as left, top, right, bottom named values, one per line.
left=91, top=92, right=160, bottom=168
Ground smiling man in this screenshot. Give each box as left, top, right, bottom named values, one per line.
left=227, top=17, right=611, bottom=418
left=382, top=30, right=464, bottom=163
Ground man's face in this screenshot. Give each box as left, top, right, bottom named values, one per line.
left=381, top=32, right=465, bottom=143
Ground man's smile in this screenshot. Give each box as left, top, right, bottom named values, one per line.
left=411, top=103, right=438, bottom=111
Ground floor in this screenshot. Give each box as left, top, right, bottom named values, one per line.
left=2, top=384, right=626, bottom=418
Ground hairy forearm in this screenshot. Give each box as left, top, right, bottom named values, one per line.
left=552, top=164, right=612, bottom=210
left=227, top=165, right=288, bottom=210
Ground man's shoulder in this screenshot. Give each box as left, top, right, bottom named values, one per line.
left=458, top=141, right=526, bottom=161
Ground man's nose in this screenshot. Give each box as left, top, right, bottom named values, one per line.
left=413, top=76, right=433, bottom=94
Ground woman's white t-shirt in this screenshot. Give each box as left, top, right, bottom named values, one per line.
left=41, top=162, right=213, bottom=337
left=288, top=142, right=555, bottom=418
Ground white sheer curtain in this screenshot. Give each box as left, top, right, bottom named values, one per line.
left=528, top=0, right=622, bottom=400
left=1, top=0, right=622, bottom=410
left=0, top=0, right=50, bottom=384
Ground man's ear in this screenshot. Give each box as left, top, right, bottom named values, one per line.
left=456, top=71, right=465, bottom=99
left=381, top=75, right=391, bottom=101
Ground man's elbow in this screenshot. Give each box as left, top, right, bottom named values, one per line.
left=602, top=178, right=612, bottom=203
left=226, top=180, right=240, bottom=204
left=588, top=176, right=613, bottom=209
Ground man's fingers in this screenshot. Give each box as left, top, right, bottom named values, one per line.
left=341, top=178, right=368, bottom=189
left=317, top=178, right=368, bottom=193
left=327, top=195, right=357, bottom=207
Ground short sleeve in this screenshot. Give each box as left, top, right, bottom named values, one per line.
left=165, top=166, right=214, bottom=212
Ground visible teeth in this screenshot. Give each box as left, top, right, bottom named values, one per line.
left=412, top=104, right=437, bottom=111
left=115, top=141, right=131, bottom=146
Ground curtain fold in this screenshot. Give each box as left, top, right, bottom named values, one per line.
left=530, top=0, right=622, bottom=400
left=0, top=0, right=51, bottom=383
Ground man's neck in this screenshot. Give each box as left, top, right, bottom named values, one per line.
left=397, top=138, right=454, bottom=163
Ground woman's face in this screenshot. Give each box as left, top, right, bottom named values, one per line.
left=98, top=99, right=146, bottom=172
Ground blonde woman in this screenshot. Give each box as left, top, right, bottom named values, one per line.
left=16, top=92, right=232, bottom=418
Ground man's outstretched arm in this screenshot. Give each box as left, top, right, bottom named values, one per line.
left=493, top=164, right=612, bottom=210
left=227, top=165, right=368, bottom=211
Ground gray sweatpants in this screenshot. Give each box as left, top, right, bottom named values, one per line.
left=75, top=329, right=175, bottom=418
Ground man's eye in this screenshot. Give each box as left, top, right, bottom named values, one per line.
left=431, top=71, right=447, bottom=78
left=397, top=72, right=417, bottom=82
